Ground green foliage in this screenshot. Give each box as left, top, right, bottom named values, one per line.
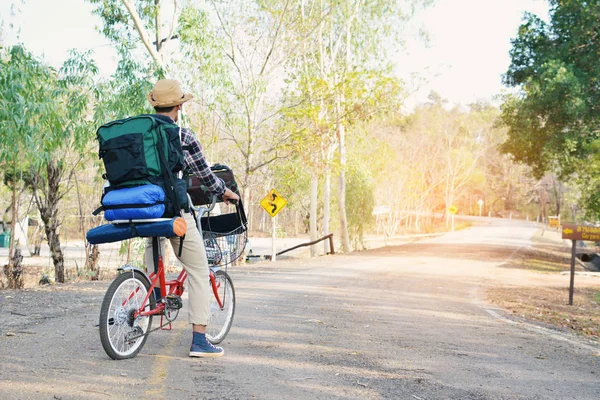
left=0, top=45, right=104, bottom=282
left=0, top=46, right=98, bottom=166
left=119, top=237, right=147, bottom=269
left=0, top=46, right=52, bottom=167
left=501, top=1, right=600, bottom=214
left=346, top=164, right=375, bottom=248
left=87, top=0, right=155, bottom=53
left=95, top=57, right=154, bottom=123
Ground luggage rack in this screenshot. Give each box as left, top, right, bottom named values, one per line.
left=109, top=218, right=172, bottom=224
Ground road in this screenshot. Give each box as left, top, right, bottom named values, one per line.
left=1, top=219, right=599, bottom=399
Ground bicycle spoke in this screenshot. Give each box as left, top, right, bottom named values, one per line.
left=100, top=272, right=153, bottom=359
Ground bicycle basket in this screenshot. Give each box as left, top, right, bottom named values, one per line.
left=201, top=201, right=248, bottom=266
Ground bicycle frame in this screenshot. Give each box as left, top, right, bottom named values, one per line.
left=119, top=197, right=233, bottom=330
left=130, top=254, right=224, bottom=321
left=99, top=183, right=241, bottom=359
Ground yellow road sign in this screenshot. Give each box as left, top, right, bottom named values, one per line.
left=260, top=188, right=288, bottom=217
left=448, top=205, right=458, bottom=215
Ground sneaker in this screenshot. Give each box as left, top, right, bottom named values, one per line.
left=189, top=332, right=224, bottom=358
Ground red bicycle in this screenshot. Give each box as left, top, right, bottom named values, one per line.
left=98, top=197, right=246, bottom=360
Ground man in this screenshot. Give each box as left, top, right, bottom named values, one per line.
left=145, top=79, right=239, bottom=357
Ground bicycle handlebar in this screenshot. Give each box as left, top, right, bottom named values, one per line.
left=188, top=193, right=238, bottom=213
left=188, top=193, right=217, bottom=216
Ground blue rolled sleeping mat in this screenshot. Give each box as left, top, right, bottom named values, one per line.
left=87, top=184, right=187, bottom=245
left=102, top=184, right=166, bottom=221
left=86, top=217, right=187, bottom=245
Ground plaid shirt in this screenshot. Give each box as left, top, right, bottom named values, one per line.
left=152, top=114, right=225, bottom=196
left=180, top=127, right=226, bottom=196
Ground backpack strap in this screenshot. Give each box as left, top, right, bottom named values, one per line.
left=92, top=202, right=167, bottom=216
left=152, top=117, right=185, bottom=256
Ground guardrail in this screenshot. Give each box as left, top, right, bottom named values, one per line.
left=276, top=233, right=334, bottom=257
left=247, top=233, right=334, bottom=261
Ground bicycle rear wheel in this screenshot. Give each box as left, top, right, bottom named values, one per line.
left=99, top=270, right=155, bottom=360
left=206, top=270, right=235, bottom=344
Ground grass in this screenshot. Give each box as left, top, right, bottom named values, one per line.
left=498, top=246, right=571, bottom=274
left=487, top=232, right=600, bottom=340
left=487, top=286, right=600, bottom=339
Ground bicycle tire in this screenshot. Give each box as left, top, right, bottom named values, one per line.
left=99, top=270, right=155, bottom=360
left=206, top=270, right=235, bottom=344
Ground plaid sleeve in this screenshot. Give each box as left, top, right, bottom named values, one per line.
left=181, top=128, right=226, bottom=196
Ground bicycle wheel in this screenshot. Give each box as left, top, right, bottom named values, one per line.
left=99, top=270, right=155, bottom=360
left=206, top=270, right=235, bottom=344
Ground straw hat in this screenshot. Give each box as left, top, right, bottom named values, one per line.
left=147, top=79, right=193, bottom=108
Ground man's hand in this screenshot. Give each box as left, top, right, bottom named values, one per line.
left=222, top=188, right=240, bottom=205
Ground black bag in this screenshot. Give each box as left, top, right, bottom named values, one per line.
left=187, top=164, right=240, bottom=206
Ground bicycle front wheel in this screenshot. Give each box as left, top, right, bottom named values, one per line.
left=99, top=270, right=155, bottom=360
left=207, top=270, right=235, bottom=344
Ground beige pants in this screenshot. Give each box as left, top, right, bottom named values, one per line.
left=144, top=212, right=210, bottom=326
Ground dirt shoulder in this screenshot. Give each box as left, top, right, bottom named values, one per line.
left=486, top=227, right=600, bottom=341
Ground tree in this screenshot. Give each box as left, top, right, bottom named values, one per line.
left=86, top=0, right=182, bottom=72
left=0, top=46, right=49, bottom=286
left=29, top=50, right=100, bottom=283
left=200, top=0, right=299, bottom=221
left=0, top=45, right=100, bottom=283
left=501, top=1, right=600, bottom=215
left=283, top=0, right=425, bottom=253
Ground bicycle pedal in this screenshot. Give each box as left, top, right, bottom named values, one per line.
left=164, top=294, right=183, bottom=310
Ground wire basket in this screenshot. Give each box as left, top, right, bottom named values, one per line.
left=200, top=201, right=248, bottom=267
left=203, top=226, right=247, bottom=266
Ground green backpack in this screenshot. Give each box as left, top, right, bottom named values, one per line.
left=94, top=115, right=189, bottom=219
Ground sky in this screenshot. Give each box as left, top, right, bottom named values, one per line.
left=400, top=0, right=550, bottom=108
left=0, top=0, right=551, bottom=109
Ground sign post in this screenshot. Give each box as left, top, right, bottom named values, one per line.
left=448, top=205, right=458, bottom=232
left=260, top=189, right=288, bottom=262
left=560, top=223, right=600, bottom=305
left=477, top=199, right=484, bottom=217
left=271, top=215, right=277, bottom=262
left=568, top=238, right=576, bottom=306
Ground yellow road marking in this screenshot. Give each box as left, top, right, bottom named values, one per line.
left=144, top=319, right=187, bottom=399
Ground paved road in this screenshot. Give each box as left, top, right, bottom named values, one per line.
left=1, top=219, right=599, bottom=399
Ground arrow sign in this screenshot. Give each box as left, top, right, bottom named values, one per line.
left=260, top=188, right=288, bottom=217
left=561, top=223, right=600, bottom=241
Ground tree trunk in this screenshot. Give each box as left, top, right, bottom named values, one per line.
left=33, top=225, right=43, bottom=256
left=243, top=187, right=252, bottom=231
left=86, top=243, right=100, bottom=281
left=33, top=161, right=66, bottom=283
left=122, top=0, right=166, bottom=70
left=44, top=221, right=65, bottom=283
left=310, top=171, right=319, bottom=257
left=322, top=171, right=331, bottom=254
left=7, top=175, right=18, bottom=274
left=244, top=122, right=254, bottom=230
left=337, top=120, right=351, bottom=253
left=552, top=176, right=561, bottom=216
left=294, top=209, right=299, bottom=236
left=4, top=248, right=23, bottom=289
